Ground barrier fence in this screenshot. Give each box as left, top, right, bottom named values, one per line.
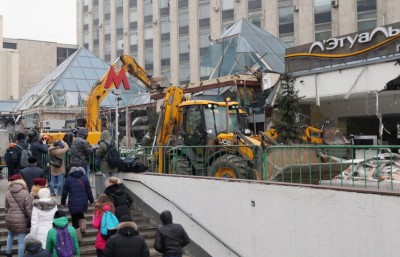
left=21, top=144, right=399, bottom=192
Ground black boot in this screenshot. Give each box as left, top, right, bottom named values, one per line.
left=6, top=253, right=12, bottom=257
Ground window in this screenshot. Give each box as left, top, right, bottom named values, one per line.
left=179, top=35, right=189, bottom=54
left=222, top=0, right=234, bottom=10
left=278, top=0, right=294, bottom=46
left=161, top=44, right=170, bottom=60
left=104, top=0, right=110, bottom=14
left=314, top=0, right=332, bottom=41
left=357, top=0, right=377, bottom=31
left=130, top=7, right=138, bottom=22
left=3, top=42, right=17, bottom=49
left=248, top=0, right=262, bottom=28
left=92, top=5, right=99, bottom=20
left=160, top=0, right=169, bottom=8
left=198, top=3, right=210, bottom=20
left=116, top=13, right=123, bottom=30
left=199, top=31, right=210, bottom=48
left=144, top=27, right=153, bottom=40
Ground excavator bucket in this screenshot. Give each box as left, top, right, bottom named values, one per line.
left=322, top=127, right=349, bottom=145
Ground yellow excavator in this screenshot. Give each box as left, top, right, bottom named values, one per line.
left=42, top=55, right=153, bottom=145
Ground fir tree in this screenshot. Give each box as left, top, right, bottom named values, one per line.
left=274, top=73, right=302, bottom=144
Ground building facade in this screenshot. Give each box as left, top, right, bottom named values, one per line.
left=0, top=16, right=78, bottom=101
left=77, top=0, right=400, bottom=86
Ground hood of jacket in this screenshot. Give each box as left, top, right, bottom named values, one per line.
left=78, top=128, right=89, bottom=139
left=53, top=216, right=69, bottom=228
left=118, top=221, right=138, bottom=237
left=25, top=241, right=43, bottom=254
left=9, top=179, right=28, bottom=193
left=69, top=166, right=85, bottom=178
left=32, top=198, right=58, bottom=210
left=160, top=210, right=173, bottom=225
left=105, top=183, right=124, bottom=195
left=100, top=130, right=112, bottom=141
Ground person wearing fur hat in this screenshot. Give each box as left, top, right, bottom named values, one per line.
left=48, top=140, right=69, bottom=196
left=61, top=166, right=94, bottom=242
left=103, top=215, right=149, bottom=257
left=30, top=188, right=58, bottom=248
left=5, top=174, right=33, bottom=257
left=45, top=210, right=79, bottom=257
left=31, top=178, right=47, bottom=200
left=104, top=177, right=134, bottom=221
left=154, top=210, right=190, bottom=257
left=22, top=234, right=52, bottom=257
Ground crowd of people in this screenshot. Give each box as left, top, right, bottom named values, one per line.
left=3, top=128, right=191, bottom=257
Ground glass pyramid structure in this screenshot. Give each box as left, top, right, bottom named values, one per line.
left=201, top=18, right=289, bottom=78
left=14, top=47, right=149, bottom=113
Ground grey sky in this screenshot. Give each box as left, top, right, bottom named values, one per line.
left=0, top=0, right=77, bottom=44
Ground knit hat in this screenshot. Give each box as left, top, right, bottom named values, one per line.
left=8, top=174, right=22, bottom=181
left=38, top=188, right=51, bottom=199
left=24, top=234, right=40, bottom=246
left=33, top=178, right=47, bottom=187
left=54, top=210, right=66, bottom=219
left=120, top=215, right=133, bottom=222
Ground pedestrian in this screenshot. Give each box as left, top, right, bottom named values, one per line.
left=27, top=130, right=48, bottom=169
left=95, top=130, right=118, bottom=180
left=31, top=178, right=47, bottom=200
left=48, top=140, right=69, bottom=196
left=154, top=210, right=190, bottom=257
left=61, top=166, right=94, bottom=242
left=22, top=234, right=52, bottom=257
left=103, top=215, right=150, bottom=257
left=5, top=174, right=33, bottom=257
left=92, top=194, right=115, bottom=257
left=12, top=132, right=31, bottom=174
left=20, top=157, right=45, bottom=192
left=104, top=177, right=134, bottom=221
left=30, top=188, right=58, bottom=248
left=69, top=127, right=95, bottom=176
left=46, top=210, right=79, bottom=257
left=5, top=143, right=17, bottom=178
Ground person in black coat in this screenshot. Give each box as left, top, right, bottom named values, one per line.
left=20, top=157, right=45, bottom=192
left=104, top=177, right=134, bottom=221
left=61, top=166, right=94, bottom=241
left=5, top=143, right=17, bottom=178
left=27, top=130, right=48, bottom=169
left=22, top=234, right=52, bottom=257
left=103, top=215, right=149, bottom=257
left=154, top=210, right=190, bottom=257
left=13, top=133, right=31, bottom=173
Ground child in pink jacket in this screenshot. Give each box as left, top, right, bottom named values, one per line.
left=92, top=194, right=115, bottom=257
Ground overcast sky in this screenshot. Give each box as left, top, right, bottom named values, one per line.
left=0, top=0, right=77, bottom=44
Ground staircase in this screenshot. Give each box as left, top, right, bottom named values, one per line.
left=0, top=205, right=163, bottom=257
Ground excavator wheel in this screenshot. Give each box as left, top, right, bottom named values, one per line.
left=208, top=154, right=249, bottom=179
left=169, top=155, right=193, bottom=175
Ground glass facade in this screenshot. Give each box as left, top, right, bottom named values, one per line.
left=278, top=0, right=294, bottom=46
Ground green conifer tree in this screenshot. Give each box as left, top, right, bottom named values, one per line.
left=274, top=73, right=302, bottom=144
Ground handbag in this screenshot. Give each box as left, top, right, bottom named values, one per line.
left=49, top=155, right=63, bottom=168
left=10, top=193, right=31, bottom=229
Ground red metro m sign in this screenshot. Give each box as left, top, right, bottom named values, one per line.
left=104, top=66, right=131, bottom=90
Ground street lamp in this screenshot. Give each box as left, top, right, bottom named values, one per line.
left=113, top=89, right=122, bottom=150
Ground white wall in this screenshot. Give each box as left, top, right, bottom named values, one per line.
left=121, top=173, right=400, bottom=257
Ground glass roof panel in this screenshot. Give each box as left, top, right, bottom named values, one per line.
left=77, top=56, right=93, bottom=68
left=75, top=79, right=91, bottom=92
left=52, top=82, right=65, bottom=91
left=61, top=79, right=78, bottom=91
left=90, top=58, right=109, bottom=69
left=82, top=68, right=98, bottom=80
left=69, top=67, right=86, bottom=79
left=65, top=92, right=80, bottom=107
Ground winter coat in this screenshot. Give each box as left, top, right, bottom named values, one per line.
left=13, top=140, right=31, bottom=173
left=46, top=216, right=79, bottom=257
left=20, top=166, right=45, bottom=192
left=70, top=128, right=93, bottom=168
left=5, top=147, right=16, bottom=177
left=92, top=204, right=112, bottom=250
left=48, top=142, right=69, bottom=176
left=5, top=179, right=33, bottom=233
left=103, top=221, right=149, bottom=257
left=23, top=241, right=52, bottom=257
left=61, top=167, right=94, bottom=214
left=95, top=130, right=118, bottom=173
left=30, top=198, right=58, bottom=248
left=104, top=184, right=133, bottom=221
left=154, top=211, right=190, bottom=256
left=29, top=140, right=48, bottom=169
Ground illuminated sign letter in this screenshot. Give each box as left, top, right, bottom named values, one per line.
left=104, top=66, right=130, bottom=90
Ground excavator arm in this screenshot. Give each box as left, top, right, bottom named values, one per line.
left=85, top=55, right=153, bottom=132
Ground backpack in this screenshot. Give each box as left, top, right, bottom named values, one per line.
left=102, top=141, right=121, bottom=168
left=100, top=211, right=119, bottom=240
left=14, top=144, right=32, bottom=168
left=55, top=226, right=75, bottom=257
